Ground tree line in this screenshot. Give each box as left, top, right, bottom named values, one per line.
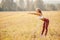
left=0, top=0, right=60, bottom=11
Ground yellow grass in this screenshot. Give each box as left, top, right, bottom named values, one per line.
left=0, top=11, right=60, bottom=40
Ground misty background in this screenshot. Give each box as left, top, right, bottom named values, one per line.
left=0, top=0, right=60, bottom=11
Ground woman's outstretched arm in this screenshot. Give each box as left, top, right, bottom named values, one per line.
left=29, top=13, right=40, bottom=16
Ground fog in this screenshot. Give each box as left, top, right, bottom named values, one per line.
left=43, top=0, right=60, bottom=4
left=0, top=0, right=60, bottom=11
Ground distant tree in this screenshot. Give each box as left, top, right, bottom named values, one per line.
left=0, top=7, right=3, bottom=11
left=50, top=4, right=57, bottom=10
left=34, top=0, right=45, bottom=10
left=26, top=0, right=30, bottom=11
left=26, top=0, right=35, bottom=11
left=19, top=0, right=25, bottom=10
left=45, top=4, right=57, bottom=11
left=56, top=4, right=60, bottom=10
left=1, top=0, right=16, bottom=11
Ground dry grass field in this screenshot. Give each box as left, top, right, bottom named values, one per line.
left=0, top=11, right=60, bottom=40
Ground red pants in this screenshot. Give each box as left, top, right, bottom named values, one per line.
left=41, top=18, right=49, bottom=36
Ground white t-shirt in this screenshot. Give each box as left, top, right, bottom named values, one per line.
left=39, top=15, right=44, bottom=19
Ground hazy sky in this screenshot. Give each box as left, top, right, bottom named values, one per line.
left=14, top=0, right=60, bottom=3
left=43, top=0, right=60, bottom=4
left=0, top=0, right=60, bottom=4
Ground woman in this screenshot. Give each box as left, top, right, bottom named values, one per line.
left=30, top=8, right=49, bottom=36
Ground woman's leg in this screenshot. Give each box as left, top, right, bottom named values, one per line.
left=45, top=19, right=49, bottom=36
left=41, top=21, right=46, bottom=35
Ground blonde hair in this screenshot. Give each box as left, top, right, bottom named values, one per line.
left=35, top=8, right=42, bottom=13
